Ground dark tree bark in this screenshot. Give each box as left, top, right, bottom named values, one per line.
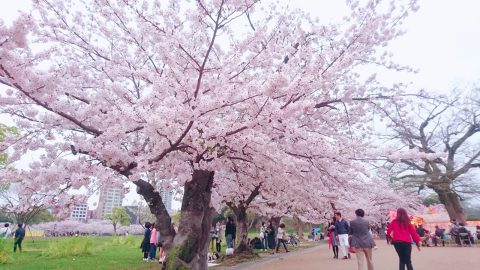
left=233, top=205, right=249, bottom=253
left=434, top=186, right=466, bottom=223
left=135, top=169, right=215, bottom=270
left=167, top=169, right=215, bottom=270
left=225, top=183, right=262, bottom=254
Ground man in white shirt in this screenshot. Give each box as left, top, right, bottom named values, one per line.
left=0, top=223, right=12, bottom=238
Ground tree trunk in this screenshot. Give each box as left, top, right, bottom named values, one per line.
left=234, top=205, right=250, bottom=253
left=434, top=187, right=466, bottom=223
left=167, top=170, right=215, bottom=270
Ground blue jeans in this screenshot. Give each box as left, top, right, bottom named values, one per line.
left=149, top=243, right=157, bottom=259
left=262, top=237, right=268, bottom=250
left=226, top=234, right=234, bottom=248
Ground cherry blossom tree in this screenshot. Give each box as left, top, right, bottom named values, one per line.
left=33, top=219, right=144, bottom=235
left=0, top=124, right=18, bottom=166
left=0, top=0, right=418, bottom=268
left=215, top=149, right=416, bottom=253
left=377, top=89, right=480, bottom=223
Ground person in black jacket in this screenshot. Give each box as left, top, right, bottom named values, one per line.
left=140, top=222, right=152, bottom=261
left=266, top=221, right=276, bottom=254
left=225, top=217, right=236, bottom=249
left=14, top=224, right=25, bottom=252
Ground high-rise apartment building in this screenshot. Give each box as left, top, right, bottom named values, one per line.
left=160, top=188, right=174, bottom=214
left=95, top=186, right=124, bottom=219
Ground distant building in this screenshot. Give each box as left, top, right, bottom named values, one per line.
left=87, top=210, right=95, bottom=220
left=95, top=186, right=124, bottom=219
left=160, top=188, right=174, bottom=214
left=70, top=203, right=88, bottom=221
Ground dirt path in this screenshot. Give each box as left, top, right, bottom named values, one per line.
left=220, top=241, right=479, bottom=270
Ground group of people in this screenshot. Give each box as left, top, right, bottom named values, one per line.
left=327, top=212, right=352, bottom=260
left=0, top=223, right=26, bottom=252
left=258, top=221, right=290, bottom=254
left=140, top=222, right=171, bottom=263
left=448, top=221, right=478, bottom=246
left=210, top=217, right=291, bottom=256
left=388, top=220, right=478, bottom=248
left=327, top=208, right=424, bottom=270
left=209, top=220, right=224, bottom=253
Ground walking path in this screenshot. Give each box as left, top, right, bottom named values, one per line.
left=219, top=241, right=478, bottom=270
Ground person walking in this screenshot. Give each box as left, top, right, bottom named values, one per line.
left=334, top=212, right=350, bottom=259
left=266, top=221, right=276, bottom=254
left=140, top=222, right=152, bottom=261
left=275, top=223, right=289, bottom=253
left=0, top=223, right=12, bottom=239
left=259, top=222, right=267, bottom=251
left=387, top=208, right=421, bottom=270
left=13, top=223, right=25, bottom=252
left=328, top=217, right=339, bottom=259
left=148, top=223, right=158, bottom=261
left=225, top=217, right=236, bottom=249
left=349, top=209, right=376, bottom=270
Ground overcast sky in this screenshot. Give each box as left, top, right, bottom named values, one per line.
left=1, top=0, right=480, bottom=209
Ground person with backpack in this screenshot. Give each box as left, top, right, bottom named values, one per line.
left=14, top=223, right=25, bottom=252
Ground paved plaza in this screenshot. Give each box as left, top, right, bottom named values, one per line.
left=223, top=241, right=478, bottom=270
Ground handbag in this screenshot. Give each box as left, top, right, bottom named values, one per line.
left=348, top=246, right=357, bottom=253
left=225, top=248, right=234, bottom=256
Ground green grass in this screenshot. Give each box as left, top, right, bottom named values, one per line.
left=0, top=230, right=319, bottom=270
left=1, top=236, right=159, bottom=270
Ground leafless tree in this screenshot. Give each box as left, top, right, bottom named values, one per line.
left=378, top=88, right=480, bottom=223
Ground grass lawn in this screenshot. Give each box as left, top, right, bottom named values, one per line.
left=1, top=236, right=159, bottom=270
left=0, top=231, right=321, bottom=269
left=0, top=233, right=252, bottom=270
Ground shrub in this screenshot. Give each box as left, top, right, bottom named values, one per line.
left=43, top=237, right=95, bottom=257
left=110, top=235, right=137, bottom=248
left=0, top=239, right=11, bottom=264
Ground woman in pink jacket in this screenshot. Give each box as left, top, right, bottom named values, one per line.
left=148, top=223, right=158, bottom=261
left=387, top=208, right=421, bottom=270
